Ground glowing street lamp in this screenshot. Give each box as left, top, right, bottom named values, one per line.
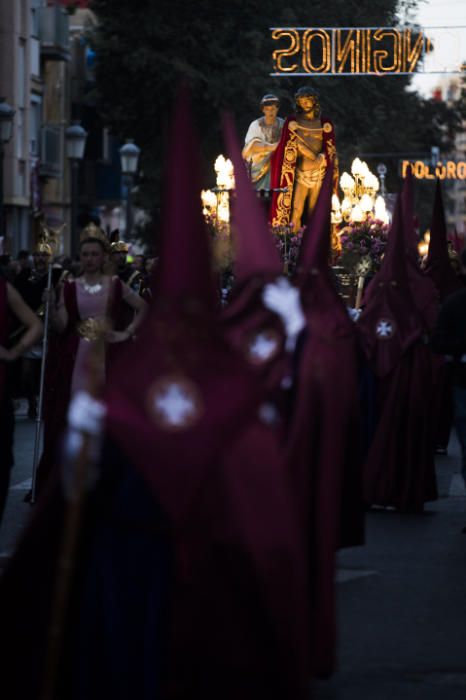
left=119, top=139, right=141, bottom=238
left=65, top=121, right=88, bottom=254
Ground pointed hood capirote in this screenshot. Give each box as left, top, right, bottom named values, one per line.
left=400, top=166, right=419, bottom=252
left=222, top=112, right=283, bottom=285
left=152, top=86, right=217, bottom=313
left=357, top=194, right=425, bottom=377
left=220, top=112, right=289, bottom=391
left=105, top=88, right=270, bottom=525
left=285, top=161, right=363, bottom=678
left=293, top=163, right=353, bottom=338
left=424, top=179, right=463, bottom=301
left=295, top=163, right=334, bottom=279
left=400, top=168, right=439, bottom=332
left=361, top=174, right=438, bottom=514
left=103, top=92, right=310, bottom=697
left=376, top=193, right=410, bottom=287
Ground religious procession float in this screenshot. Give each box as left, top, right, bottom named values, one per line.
left=202, top=150, right=390, bottom=308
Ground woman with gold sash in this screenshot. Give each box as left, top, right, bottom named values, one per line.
left=36, top=224, right=146, bottom=494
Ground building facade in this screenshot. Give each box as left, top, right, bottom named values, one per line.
left=431, top=77, right=466, bottom=237
left=0, top=1, right=42, bottom=252
left=0, top=0, right=124, bottom=256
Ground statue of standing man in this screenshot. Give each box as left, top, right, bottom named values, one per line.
left=242, top=94, right=284, bottom=190
left=270, top=87, right=338, bottom=229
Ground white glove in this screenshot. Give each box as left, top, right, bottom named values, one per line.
left=347, top=307, right=362, bottom=322
left=262, top=277, right=306, bottom=352
left=61, top=391, right=106, bottom=500
left=67, top=390, right=106, bottom=436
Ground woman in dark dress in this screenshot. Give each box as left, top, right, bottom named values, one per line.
left=0, top=274, right=42, bottom=525
left=36, top=228, right=146, bottom=494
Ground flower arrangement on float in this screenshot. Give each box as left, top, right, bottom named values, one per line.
left=270, top=224, right=305, bottom=276
left=339, top=217, right=389, bottom=274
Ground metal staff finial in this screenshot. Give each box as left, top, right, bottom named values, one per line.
left=30, top=221, right=65, bottom=504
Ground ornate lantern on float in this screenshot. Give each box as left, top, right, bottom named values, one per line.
left=331, top=157, right=390, bottom=226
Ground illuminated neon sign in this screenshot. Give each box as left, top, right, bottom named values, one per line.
left=401, top=160, right=466, bottom=180
left=271, top=27, right=466, bottom=76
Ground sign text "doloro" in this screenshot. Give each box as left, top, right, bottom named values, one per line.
left=401, top=160, right=466, bottom=180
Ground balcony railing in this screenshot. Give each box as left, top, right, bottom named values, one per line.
left=40, top=124, right=62, bottom=178
left=37, top=6, right=70, bottom=61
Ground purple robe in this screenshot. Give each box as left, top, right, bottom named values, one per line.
left=357, top=194, right=437, bottom=512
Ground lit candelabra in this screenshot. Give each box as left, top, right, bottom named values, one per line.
left=331, top=157, right=389, bottom=225
left=418, top=230, right=430, bottom=258
left=201, top=155, right=235, bottom=228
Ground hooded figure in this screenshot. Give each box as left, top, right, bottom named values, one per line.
left=424, top=180, right=464, bottom=452
left=283, top=165, right=363, bottom=679
left=220, top=112, right=301, bottom=407
left=0, top=88, right=310, bottom=700
left=425, top=181, right=464, bottom=301
left=400, top=169, right=439, bottom=334
left=357, top=193, right=437, bottom=513
left=104, top=90, right=309, bottom=700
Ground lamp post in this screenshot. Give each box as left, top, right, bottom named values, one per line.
left=377, top=163, right=387, bottom=198
left=65, top=121, right=87, bottom=254
left=0, top=98, right=15, bottom=240
left=119, top=139, right=140, bottom=239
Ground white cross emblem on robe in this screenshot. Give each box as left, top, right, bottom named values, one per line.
left=148, top=377, right=202, bottom=431
left=376, top=319, right=394, bottom=339
left=248, top=331, right=279, bottom=363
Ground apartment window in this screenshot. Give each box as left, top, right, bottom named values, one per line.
left=30, top=99, right=41, bottom=156
left=17, top=41, right=26, bottom=108
left=31, top=38, right=40, bottom=77
left=30, top=0, right=42, bottom=38
left=17, top=160, right=27, bottom=199
left=16, top=108, right=25, bottom=160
